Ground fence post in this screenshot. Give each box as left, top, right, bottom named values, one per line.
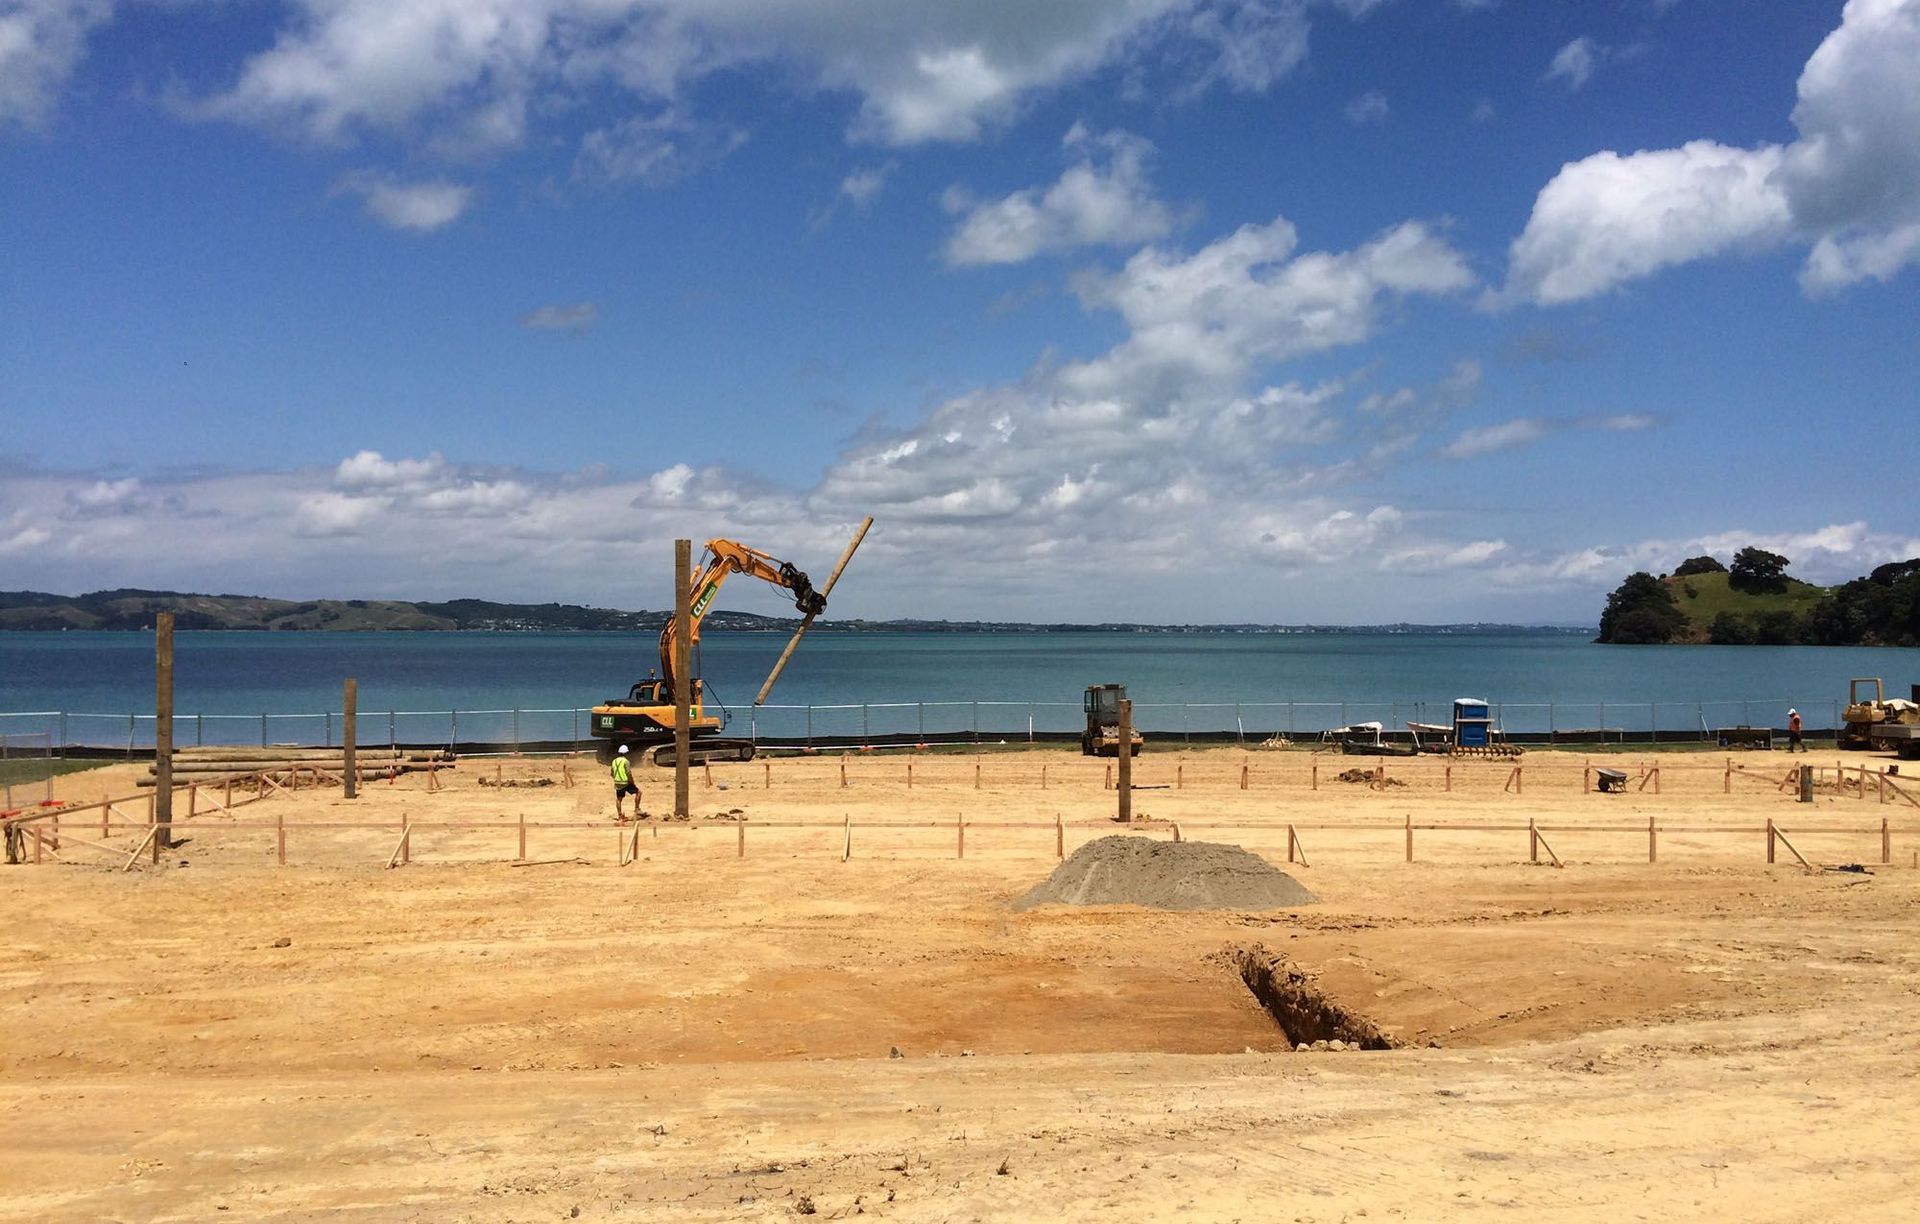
left=1882, top=817, right=1891, bottom=864
left=1404, top=813, right=1412, bottom=863
left=1648, top=815, right=1656, bottom=863
left=1529, top=817, right=1539, bottom=864
left=1766, top=818, right=1776, bottom=863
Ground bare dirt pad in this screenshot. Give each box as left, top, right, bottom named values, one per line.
left=1014, top=834, right=1318, bottom=910
left=9, top=748, right=1920, bottom=1220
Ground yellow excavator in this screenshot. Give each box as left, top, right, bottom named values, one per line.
left=590, top=539, right=826, bottom=765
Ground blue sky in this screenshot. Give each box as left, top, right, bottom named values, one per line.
left=2, top=0, right=1917, bottom=624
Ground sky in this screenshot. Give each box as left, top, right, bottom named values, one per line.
left=2, top=0, right=1917, bottom=625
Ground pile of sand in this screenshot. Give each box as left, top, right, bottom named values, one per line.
left=1013, top=835, right=1317, bottom=912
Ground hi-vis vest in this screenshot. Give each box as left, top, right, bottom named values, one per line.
left=611, top=756, right=632, bottom=785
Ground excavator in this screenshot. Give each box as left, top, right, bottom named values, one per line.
left=589, top=539, right=826, bottom=766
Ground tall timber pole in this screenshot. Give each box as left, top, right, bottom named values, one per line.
left=674, top=538, right=692, bottom=821
left=153, top=611, right=174, bottom=862
left=343, top=678, right=358, bottom=800
left=1116, top=697, right=1134, bottom=824
left=755, top=516, right=873, bottom=706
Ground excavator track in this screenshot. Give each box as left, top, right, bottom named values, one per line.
left=651, top=739, right=757, bottom=767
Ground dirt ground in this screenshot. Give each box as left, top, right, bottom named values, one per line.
left=4, top=746, right=1919, bottom=1221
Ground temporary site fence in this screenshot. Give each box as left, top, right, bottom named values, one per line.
left=1, top=732, right=56, bottom=808
left=0, top=695, right=1851, bottom=756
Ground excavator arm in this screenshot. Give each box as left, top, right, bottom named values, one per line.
left=655, top=540, right=826, bottom=702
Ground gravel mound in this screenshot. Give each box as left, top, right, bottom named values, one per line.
left=1013, top=835, right=1317, bottom=912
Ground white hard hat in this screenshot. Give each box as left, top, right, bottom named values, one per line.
left=617, top=744, right=630, bottom=755
left=1788, top=709, right=1797, bottom=716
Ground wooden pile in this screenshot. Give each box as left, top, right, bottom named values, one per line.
left=140, top=746, right=457, bottom=786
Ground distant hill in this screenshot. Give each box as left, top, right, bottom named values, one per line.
left=1597, top=553, right=1920, bottom=646
left=1664, top=571, right=1828, bottom=641
left=0, top=588, right=1593, bottom=634
left=0, top=589, right=789, bottom=633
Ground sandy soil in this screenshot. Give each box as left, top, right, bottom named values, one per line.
left=4, top=747, right=1919, bottom=1221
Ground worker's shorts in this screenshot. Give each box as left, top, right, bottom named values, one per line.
left=613, top=783, right=638, bottom=798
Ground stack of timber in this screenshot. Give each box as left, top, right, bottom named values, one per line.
left=139, top=746, right=457, bottom=786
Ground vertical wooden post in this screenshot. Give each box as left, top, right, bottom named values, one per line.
left=737, top=815, right=746, bottom=858
left=1648, top=815, right=1657, bottom=863
left=1287, top=824, right=1297, bottom=864
left=1176, top=763, right=1183, bottom=790
left=188, top=784, right=197, bottom=818
left=1041, top=764, right=1048, bottom=790
left=842, top=812, right=851, bottom=862
left=1766, top=818, right=1777, bottom=863
left=276, top=807, right=286, bottom=866
left=1444, top=763, right=1453, bottom=792
left=673, top=538, right=692, bottom=821
left=517, top=811, right=527, bottom=861
left=1652, top=765, right=1660, bottom=795
left=1055, top=813, right=1064, bottom=859
left=101, top=802, right=110, bottom=839
left=224, top=776, right=232, bottom=813
left=840, top=759, right=848, bottom=788
left=343, top=678, right=358, bottom=800
left=956, top=813, right=965, bottom=859
left=1878, top=771, right=1887, bottom=804
left=907, top=762, right=914, bottom=789
left=1116, top=699, right=1133, bottom=824
left=1529, top=817, right=1539, bottom=864
left=1240, top=764, right=1249, bottom=791
left=1104, top=764, right=1112, bottom=790
left=1515, top=765, right=1523, bottom=795
left=153, top=611, right=174, bottom=862
left=1881, top=816, right=1891, bottom=864
left=1724, top=757, right=1731, bottom=794
left=974, top=762, right=981, bottom=790
left=764, top=761, right=771, bottom=789
left=1311, top=762, right=1318, bottom=791
left=1404, top=813, right=1413, bottom=863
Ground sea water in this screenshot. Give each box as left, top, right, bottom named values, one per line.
left=2, top=630, right=1914, bottom=745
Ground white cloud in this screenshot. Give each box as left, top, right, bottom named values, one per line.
left=336, top=451, right=446, bottom=491
left=520, top=302, right=600, bottom=332
left=944, top=127, right=1175, bottom=265
left=1594, top=412, right=1655, bottom=432
left=1344, top=89, right=1389, bottom=126
left=1493, top=520, right=1920, bottom=592
left=575, top=108, right=745, bottom=186
left=1543, top=36, right=1604, bottom=91
left=157, top=0, right=1387, bottom=167
left=332, top=172, right=473, bottom=231
left=1439, top=418, right=1549, bottom=459
left=0, top=0, right=112, bottom=130
left=1504, top=0, right=1920, bottom=302
left=296, top=491, right=387, bottom=538
left=1502, top=141, right=1792, bottom=305
left=838, top=164, right=893, bottom=208
left=1060, top=217, right=1473, bottom=402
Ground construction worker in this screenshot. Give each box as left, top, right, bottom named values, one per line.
left=611, top=744, right=639, bottom=818
left=1787, top=708, right=1804, bottom=753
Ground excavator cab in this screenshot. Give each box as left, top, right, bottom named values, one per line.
left=1082, top=684, right=1144, bottom=757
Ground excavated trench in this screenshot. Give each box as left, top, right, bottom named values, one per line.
left=1230, top=944, right=1396, bottom=1050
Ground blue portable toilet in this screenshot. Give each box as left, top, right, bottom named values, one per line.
left=1453, top=699, right=1492, bottom=749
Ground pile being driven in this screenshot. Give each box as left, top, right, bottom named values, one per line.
left=1014, top=835, right=1317, bottom=912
